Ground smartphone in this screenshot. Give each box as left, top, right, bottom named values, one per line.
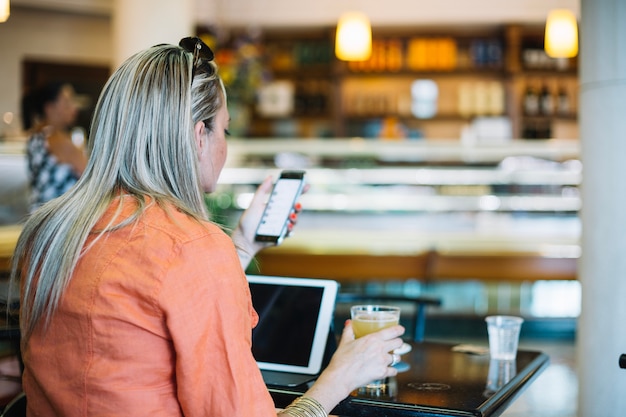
left=254, top=170, right=306, bottom=244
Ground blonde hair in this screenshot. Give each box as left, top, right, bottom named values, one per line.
left=11, top=43, right=226, bottom=343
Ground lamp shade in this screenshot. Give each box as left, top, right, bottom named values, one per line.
left=335, top=12, right=372, bottom=61
left=0, top=0, right=9, bottom=23
left=545, top=9, right=578, bottom=58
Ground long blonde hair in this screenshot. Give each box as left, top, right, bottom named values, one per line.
left=11, top=43, right=226, bottom=343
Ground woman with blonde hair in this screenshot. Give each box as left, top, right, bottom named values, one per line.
left=11, top=38, right=404, bottom=417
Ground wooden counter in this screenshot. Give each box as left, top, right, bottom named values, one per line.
left=0, top=226, right=21, bottom=277
left=254, top=229, right=579, bottom=283
left=1, top=225, right=579, bottom=282
left=255, top=248, right=577, bottom=283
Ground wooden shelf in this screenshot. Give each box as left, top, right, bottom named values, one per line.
left=223, top=24, right=578, bottom=139
left=341, top=68, right=505, bottom=78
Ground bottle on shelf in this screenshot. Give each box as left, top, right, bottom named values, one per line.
left=387, top=39, right=404, bottom=72
left=539, top=82, right=555, bottom=116
left=523, top=82, right=540, bottom=116
left=557, top=85, right=571, bottom=116
left=487, top=81, right=505, bottom=115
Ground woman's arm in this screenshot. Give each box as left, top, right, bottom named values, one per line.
left=279, top=322, right=405, bottom=416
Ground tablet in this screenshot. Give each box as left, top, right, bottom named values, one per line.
left=247, top=275, right=338, bottom=381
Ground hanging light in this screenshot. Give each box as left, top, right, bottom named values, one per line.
left=545, top=9, right=578, bottom=58
left=335, top=11, right=372, bottom=61
left=0, top=0, right=9, bottom=23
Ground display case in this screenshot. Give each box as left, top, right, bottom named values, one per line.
left=0, top=138, right=581, bottom=320
left=212, top=138, right=581, bottom=321
left=211, top=138, right=578, bottom=273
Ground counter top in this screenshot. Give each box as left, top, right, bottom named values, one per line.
left=271, top=227, right=579, bottom=257
left=0, top=225, right=22, bottom=274
left=224, top=138, right=580, bottom=164
left=1, top=224, right=578, bottom=282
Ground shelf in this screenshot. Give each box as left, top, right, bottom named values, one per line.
left=519, top=68, right=578, bottom=76
left=272, top=67, right=334, bottom=79
left=294, top=193, right=580, bottom=213
left=215, top=139, right=581, bottom=216
left=522, top=114, right=578, bottom=121
left=342, top=68, right=505, bottom=78
left=236, top=24, right=580, bottom=139
left=225, top=138, right=580, bottom=164
left=252, top=112, right=333, bottom=120
left=344, top=114, right=476, bottom=122
left=219, top=166, right=580, bottom=187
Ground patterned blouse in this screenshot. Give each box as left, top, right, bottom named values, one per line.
left=27, top=131, right=79, bottom=211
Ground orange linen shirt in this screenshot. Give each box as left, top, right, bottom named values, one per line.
left=23, top=197, right=277, bottom=416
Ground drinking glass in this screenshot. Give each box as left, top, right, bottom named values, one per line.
left=485, top=315, right=524, bottom=360
left=351, top=305, right=401, bottom=390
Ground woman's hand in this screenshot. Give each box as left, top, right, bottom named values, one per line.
left=302, top=321, right=405, bottom=413
left=231, top=176, right=304, bottom=270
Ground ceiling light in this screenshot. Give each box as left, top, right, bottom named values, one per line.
left=545, top=9, right=578, bottom=58
left=0, top=0, right=9, bottom=23
left=335, top=12, right=372, bottom=61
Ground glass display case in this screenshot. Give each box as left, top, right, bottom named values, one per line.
left=214, top=138, right=580, bottom=252
left=212, top=138, right=581, bottom=323
left=0, top=138, right=582, bottom=324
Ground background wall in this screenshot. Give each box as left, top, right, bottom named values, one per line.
left=206, top=0, right=579, bottom=27
left=0, top=8, right=111, bottom=137
left=0, top=0, right=579, bottom=138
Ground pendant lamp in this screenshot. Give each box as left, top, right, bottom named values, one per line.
left=545, top=9, right=578, bottom=58
left=335, top=12, right=372, bottom=61
left=0, top=0, right=9, bottom=23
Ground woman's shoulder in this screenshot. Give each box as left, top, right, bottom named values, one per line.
left=142, top=200, right=227, bottom=243
left=26, top=130, right=47, bottom=151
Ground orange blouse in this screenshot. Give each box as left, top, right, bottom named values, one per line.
left=23, top=198, right=277, bottom=416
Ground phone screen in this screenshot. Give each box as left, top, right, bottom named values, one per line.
left=255, top=171, right=305, bottom=243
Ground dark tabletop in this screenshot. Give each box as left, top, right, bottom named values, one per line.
left=269, top=341, right=549, bottom=417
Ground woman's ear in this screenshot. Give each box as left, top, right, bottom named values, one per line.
left=193, top=120, right=206, bottom=155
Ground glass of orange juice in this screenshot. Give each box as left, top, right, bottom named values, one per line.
left=351, top=305, right=401, bottom=389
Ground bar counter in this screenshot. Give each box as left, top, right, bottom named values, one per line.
left=252, top=225, right=578, bottom=282
left=0, top=225, right=21, bottom=276
left=0, top=224, right=578, bottom=282
left=0, top=138, right=580, bottom=282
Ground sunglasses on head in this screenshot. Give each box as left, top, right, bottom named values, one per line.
left=179, top=37, right=215, bottom=80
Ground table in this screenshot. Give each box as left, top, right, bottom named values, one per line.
left=269, top=341, right=549, bottom=417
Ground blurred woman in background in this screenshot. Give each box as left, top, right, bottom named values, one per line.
left=22, top=81, right=88, bottom=211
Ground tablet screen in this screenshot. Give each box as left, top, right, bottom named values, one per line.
left=248, top=275, right=338, bottom=375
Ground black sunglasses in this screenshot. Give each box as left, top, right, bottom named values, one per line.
left=179, top=37, right=215, bottom=80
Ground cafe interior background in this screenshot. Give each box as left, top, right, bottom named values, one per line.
left=1, top=0, right=626, bottom=415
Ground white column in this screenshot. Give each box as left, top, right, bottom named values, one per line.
left=577, top=0, right=626, bottom=416
left=112, top=0, right=195, bottom=68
